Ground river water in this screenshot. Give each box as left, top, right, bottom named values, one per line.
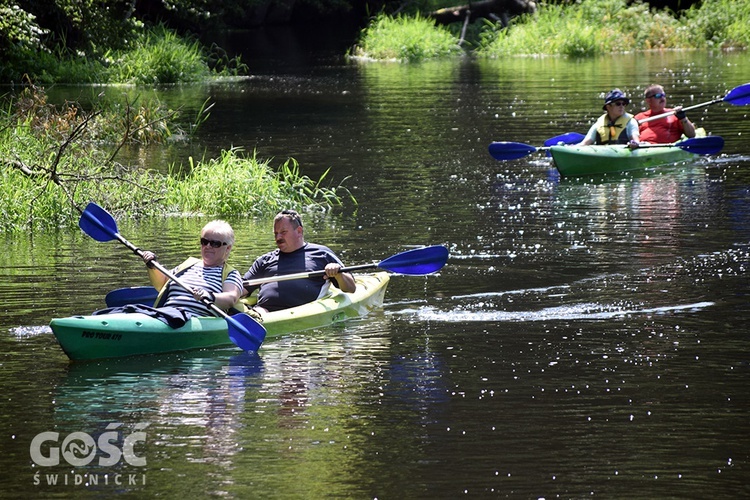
left=2, top=34, right=750, bottom=498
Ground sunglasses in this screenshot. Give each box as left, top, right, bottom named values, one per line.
left=610, top=101, right=627, bottom=106
left=200, top=238, right=228, bottom=248
left=646, top=92, right=666, bottom=99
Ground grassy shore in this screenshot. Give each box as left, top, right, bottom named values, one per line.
left=0, top=86, right=353, bottom=233
left=1, top=24, right=245, bottom=85
left=352, top=0, right=750, bottom=62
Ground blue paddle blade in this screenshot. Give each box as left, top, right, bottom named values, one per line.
left=79, top=202, right=119, bottom=242
left=488, top=142, right=538, bottom=161
left=678, top=136, right=724, bottom=155
left=543, top=132, right=585, bottom=157
left=378, top=245, right=449, bottom=275
left=543, top=132, right=585, bottom=147
left=723, top=82, right=750, bottom=105
left=105, top=286, right=159, bottom=307
left=227, top=314, right=267, bottom=352
left=80, top=200, right=267, bottom=352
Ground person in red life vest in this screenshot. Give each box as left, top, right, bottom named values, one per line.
left=635, top=84, right=697, bottom=143
left=579, top=88, right=641, bottom=149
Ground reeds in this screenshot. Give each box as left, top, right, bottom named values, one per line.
left=0, top=87, right=351, bottom=233
left=164, top=150, right=354, bottom=217
left=350, top=13, right=463, bottom=62
left=103, top=26, right=214, bottom=85
left=352, top=0, right=750, bottom=61
left=2, top=25, right=244, bottom=84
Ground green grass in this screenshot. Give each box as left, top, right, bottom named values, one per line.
left=103, top=26, right=214, bottom=85
left=682, top=0, right=750, bottom=50
left=0, top=87, right=353, bottom=233
left=351, top=0, right=750, bottom=61
left=476, top=0, right=749, bottom=58
left=1, top=143, right=354, bottom=233
left=164, top=149, right=355, bottom=217
left=2, top=25, right=245, bottom=85
left=350, top=13, right=463, bottom=62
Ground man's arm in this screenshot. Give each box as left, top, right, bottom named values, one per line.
left=324, top=263, right=356, bottom=293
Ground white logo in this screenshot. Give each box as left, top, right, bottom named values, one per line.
left=30, top=423, right=148, bottom=467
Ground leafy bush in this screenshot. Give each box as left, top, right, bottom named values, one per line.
left=0, top=3, right=47, bottom=52
left=683, top=0, right=750, bottom=49
left=476, top=0, right=745, bottom=57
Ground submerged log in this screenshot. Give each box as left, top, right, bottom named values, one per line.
left=430, top=0, right=536, bottom=26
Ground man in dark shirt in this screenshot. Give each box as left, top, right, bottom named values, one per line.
left=242, top=210, right=356, bottom=312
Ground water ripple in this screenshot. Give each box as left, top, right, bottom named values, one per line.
left=397, top=301, right=714, bottom=323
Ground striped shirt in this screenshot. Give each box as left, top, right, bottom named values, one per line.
left=161, top=262, right=243, bottom=317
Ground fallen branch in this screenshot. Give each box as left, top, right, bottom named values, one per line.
left=430, top=0, right=536, bottom=26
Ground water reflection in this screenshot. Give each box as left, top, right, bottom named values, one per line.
left=3, top=50, right=750, bottom=497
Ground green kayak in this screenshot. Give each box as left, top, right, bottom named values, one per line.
left=550, top=129, right=711, bottom=177
left=50, top=272, right=390, bottom=361
left=550, top=143, right=693, bottom=177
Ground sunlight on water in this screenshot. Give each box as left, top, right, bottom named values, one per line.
left=8, top=325, right=50, bottom=337
left=399, top=301, right=715, bottom=322
left=3, top=51, right=750, bottom=498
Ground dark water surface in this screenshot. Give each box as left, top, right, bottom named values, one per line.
left=2, top=42, right=750, bottom=497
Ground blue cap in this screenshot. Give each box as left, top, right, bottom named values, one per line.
left=603, top=88, right=630, bottom=109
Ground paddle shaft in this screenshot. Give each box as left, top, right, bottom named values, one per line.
left=636, top=143, right=682, bottom=149
left=243, top=245, right=448, bottom=287
left=109, top=231, right=232, bottom=319
left=244, top=262, right=376, bottom=287
left=637, top=97, right=724, bottom=124
left=613, top=136, right=723, bottom=155
left=638, top=81, right=750, bottom=124
left=106, top=244, right=448, bottom=307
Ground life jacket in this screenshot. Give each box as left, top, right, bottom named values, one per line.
left=594, top=113, right=634, bottom=145
left=153, top=257, right=245, bottom=313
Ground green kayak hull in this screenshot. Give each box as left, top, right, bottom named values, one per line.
left=50, top=272, right=390, bottom=361
left=550, top=143, right=693, bottom=177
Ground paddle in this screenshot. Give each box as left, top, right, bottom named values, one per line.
left=489, top=141, right=556, bottom=161
left=543, top=132, right=586, bottom=147
left=488, top=132, right=586, bottom=161
left=105, top=286, right=159, bottom=307
left=78, top=202, right=267, bottom=352
left=630, top=136, right=725, bottom=155
left=106, top=246, right=449, bottom=306
left=638, top=82, right=750, bottom=124
left=243, top=245, right=449, bottom=287
left=542, top=132, right=586, bottom=157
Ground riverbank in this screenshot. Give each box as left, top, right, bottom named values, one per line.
left=351, top=0, right=749, bottom=61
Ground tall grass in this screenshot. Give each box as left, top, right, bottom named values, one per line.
left=3, top=25, right=244, bottom=85
left=104, top=26, right=214, bottom=84
left=350, top=13, right=463, bottom=62
left=0, top=89, right=353, bottom=233
left=164, top=149, right=355, bottom=217
left=352, top=0, right=750, bottom=61
left=476, top=0, right=749, bottom=58
left=1, top=146, right=354, bottom=233
left=683, top=0, right=750, bottom=50
left=476, top=0, right=692, bottom=57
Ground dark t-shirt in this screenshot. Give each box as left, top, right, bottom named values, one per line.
left=243, top=243, right=345, bottom=311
